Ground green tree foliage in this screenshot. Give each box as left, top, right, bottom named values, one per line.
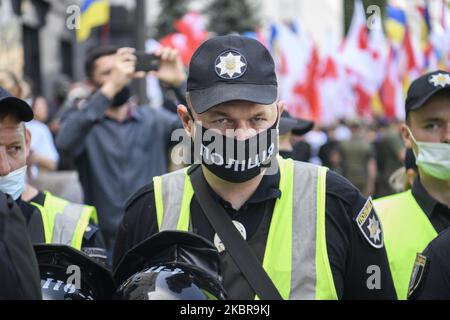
left=206, top=0, right=261, bottom=36
left=344, top=0, right=387, bottom=35
left=155, top=0, right=189, bottom=39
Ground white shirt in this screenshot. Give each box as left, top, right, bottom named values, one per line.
left=26, top=120, right=59, bottom=176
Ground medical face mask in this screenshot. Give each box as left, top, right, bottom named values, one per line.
left=192, top=119, right=279, bottom=183
left=407, top=128, right=450, bottom=181
left=0, top=166, right=27, bottom=200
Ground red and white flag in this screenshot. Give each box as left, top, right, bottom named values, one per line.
left=379, top=45, right=404, bottom=120
left=340, top=0, right=379, bottom=118
left=400, top=27, right=424, bottom=86
left=160, top=11, right=208, bottom=66
left=318, top=33, right=357, bottom=126
left=269, top=21, right=321, bottom=122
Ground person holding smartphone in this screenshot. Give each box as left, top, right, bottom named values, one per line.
left=56, top=46, right=185, bottom=252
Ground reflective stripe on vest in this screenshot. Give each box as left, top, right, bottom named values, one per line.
left=153, top=168, right=193, bottom=231
left=153, top=157, right=337, bottom=300
left=374, top=190, right=437, bottom=300
left=31, top=192, right=97, bottom=250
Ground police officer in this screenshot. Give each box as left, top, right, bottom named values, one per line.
left=0, top=87, right=105, bottom=261
left=114, top=35, right=396, bottom=299
left=408, top=227, right=450, bottom=300
left=22, top=183, right=106, bottom=262
left=278, top=110, right=313, bottom=160
left=0, top=191, right=41, bottom=299
left=374, top=70, right=450, bottom=299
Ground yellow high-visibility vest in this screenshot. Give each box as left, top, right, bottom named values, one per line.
left=152, top=157, right=337, bottom=300
left=374, top=190, right=437, bottom=300
left=30, top=191, right=98, bottom=250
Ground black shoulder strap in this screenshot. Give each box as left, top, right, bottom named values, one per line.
left=189, top=166, right=282, bottom=300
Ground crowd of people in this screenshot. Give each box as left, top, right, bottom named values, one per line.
left=0, top=47, right=411, bottom=260
left=0, top=55, right=406, bottom=222
left=0, top=34, right=449, bottom=300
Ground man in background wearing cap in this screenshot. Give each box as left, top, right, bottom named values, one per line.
left=278, top=110, right=314, bottom=161
left=374, top=70, right=450, bottom=299
left=0, top=87, right=105, bottom=262
left=114, top=35, right=396, bottom=299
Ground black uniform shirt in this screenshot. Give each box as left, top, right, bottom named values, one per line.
left=412, top=178, right=450, bottom=232
left=409, top=227, right=450, bottom=300
left=407, top=180, right=450, bottom=300
left=113, top=167, right=397, bottom=300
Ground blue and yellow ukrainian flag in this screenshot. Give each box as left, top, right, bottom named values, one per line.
left=76, top=0, right=110, bottom=42
left=385, top=5, right=407, bottom=45
left=419, top=2, right=432, bottom=47
left=418, top=1, right=435, bottom=69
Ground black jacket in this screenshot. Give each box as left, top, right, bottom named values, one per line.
left=0, top=192, right=41, bottom=300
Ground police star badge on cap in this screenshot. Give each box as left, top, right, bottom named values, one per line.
left=215, top=50, right=247, bottom=79
left=429, top=72, right=450, bottom=88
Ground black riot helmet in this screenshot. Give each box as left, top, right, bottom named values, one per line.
left=114, top=231, right=227, bottom=300
left=34, top=244, right=115, bottom=300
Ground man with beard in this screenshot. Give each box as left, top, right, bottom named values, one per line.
left=56, top=46, right=184, bottom=250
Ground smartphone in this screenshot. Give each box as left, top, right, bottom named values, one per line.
left=135, top=51, right=161, bottom=72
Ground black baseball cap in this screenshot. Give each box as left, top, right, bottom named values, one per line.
left=187, top=35, right=278, bottom=114
left=405, top=70, right=450, bottom=117
left=279, top=110, right=314, bottom=136
left=0, top=87, right=33, bottom=122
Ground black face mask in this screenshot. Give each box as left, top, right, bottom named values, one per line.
left=192, top=118, right=279, bottom=183
left=279, top=150, right=293, bottom=160
left=111, top=85, right=131, bottom=108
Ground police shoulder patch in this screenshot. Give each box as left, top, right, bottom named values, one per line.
left=355, top=197, right=384, bottom=249
left=408, top=253, right=429, bottom=299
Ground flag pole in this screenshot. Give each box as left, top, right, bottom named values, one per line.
left=135, top=0, right=148, bottom=105
left=100, top=22, right=110, bottom=45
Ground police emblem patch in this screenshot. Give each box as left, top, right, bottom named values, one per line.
left=429, top=73, right=450, bottom=88
left=215, top=50, right=247, bottom=80
left=408, top=253, right=428, bottom=299
left=355, top=197, right=384, bottom=249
